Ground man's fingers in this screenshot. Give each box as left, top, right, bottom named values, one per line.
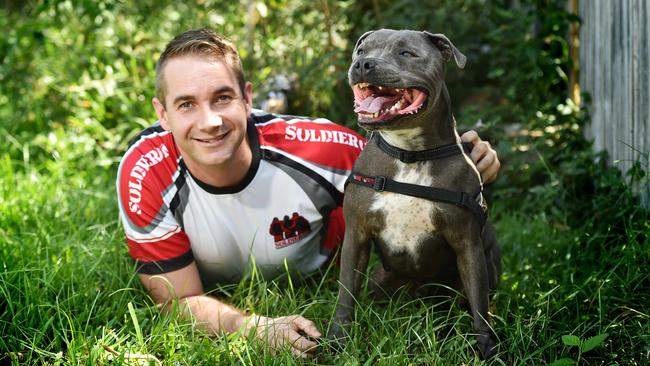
left=250, top=315, right=321, bottom=357
left=476, top=153, right=497, bottom=184
left=289, top=345, right=312, bottom=359
left=482, top=159, right=500, bottom=184
left=465, top=137, right=500, bottom=183
left=460, top=129, right=479, bottom=144
left=475, top=149, right=494, bottom=172
left=470, top=141, right=490, bottom=165
left=287, top=329, right=318, bottom=353
left=293, top=316, right=322, bottom=339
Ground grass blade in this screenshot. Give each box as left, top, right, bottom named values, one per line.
left=127, top=302, right=144, bottom=346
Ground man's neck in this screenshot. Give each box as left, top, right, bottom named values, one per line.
left=185, top=138, right=253, bottom=188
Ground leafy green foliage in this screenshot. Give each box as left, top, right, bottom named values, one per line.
left=562, top=335, right=582, bottom=347
left=552, top=333, right=609, bottom=365
left=0, top=0, right=357, bottom=171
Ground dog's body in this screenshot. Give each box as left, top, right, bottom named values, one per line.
left=328, top=29, right=501, bottom=359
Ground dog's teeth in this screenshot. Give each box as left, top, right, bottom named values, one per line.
left=378, top=86, right=384, bottom=91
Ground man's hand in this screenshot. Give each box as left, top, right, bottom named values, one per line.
left=461, top=130, right=501, bottom=184
left=243, top=314, right=321, bottom=358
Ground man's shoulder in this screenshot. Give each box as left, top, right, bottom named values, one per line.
left=251, top=110, right=365, bottom=164
left=124, top=122, right=170, bottom=150
left=118, top=123, right=179, bottom=177
left=250, top=109, right=360, bottom=134
left=116, top=122, right=181, bottom=221
left=250, top=110, right=364, bottom=171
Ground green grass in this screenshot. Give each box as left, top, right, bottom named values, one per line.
left=1, top=148, right=648, bottom=365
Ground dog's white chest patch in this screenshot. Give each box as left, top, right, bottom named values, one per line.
left=379, top=129, right=426, bottom=150
left=369, top=164, right=436, bottom=258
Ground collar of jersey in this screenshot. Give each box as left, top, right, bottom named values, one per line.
left=184, top=118, right=261, bottom=195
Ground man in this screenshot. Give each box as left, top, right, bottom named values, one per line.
left=116, top=28, right=500, bottom=358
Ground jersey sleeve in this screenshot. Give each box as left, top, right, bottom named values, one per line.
left=116, top=130, right=194, bottom=274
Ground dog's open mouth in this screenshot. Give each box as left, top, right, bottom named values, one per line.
left=352, top=83, right=427, bottom=123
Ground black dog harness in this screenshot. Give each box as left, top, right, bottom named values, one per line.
left=346, top=133, right=488, bottom=227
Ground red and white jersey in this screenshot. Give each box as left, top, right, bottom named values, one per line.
left=116, top=110, right=364, bottom=285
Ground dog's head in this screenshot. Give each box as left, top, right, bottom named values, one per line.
left=349, top=29, right=466, bottom=130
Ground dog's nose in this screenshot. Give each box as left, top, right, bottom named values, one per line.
left=357, top=58, right=375, bottom=70
left=353, top=57, right=377, bottom=77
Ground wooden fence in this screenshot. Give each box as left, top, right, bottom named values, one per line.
left=578, top=0, right=649, bottom=203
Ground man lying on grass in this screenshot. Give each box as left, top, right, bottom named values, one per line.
left=116, top=28, right=500, bottom=358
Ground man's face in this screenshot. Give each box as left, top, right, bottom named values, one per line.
left=153, top=55, right=252, bottom=176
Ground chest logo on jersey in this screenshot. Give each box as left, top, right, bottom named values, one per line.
left=269, top=213, right=312, bottom=249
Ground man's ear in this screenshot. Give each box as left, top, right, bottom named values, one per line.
left=152, top=97, right=169, bottom=130
left=243, top=81, right=253, bottom=115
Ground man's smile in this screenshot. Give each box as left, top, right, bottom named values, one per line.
left=192, top=130, right=230, bottom=145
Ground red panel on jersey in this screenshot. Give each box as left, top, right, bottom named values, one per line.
left=257, top=120, right=365, bottom=170
left=127, top=230, right=191, bottom=262
left=119, top=133, right=179, bottom=228
left=323, top=206, right=345, bottom=252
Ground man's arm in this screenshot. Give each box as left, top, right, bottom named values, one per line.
left=139, top=263, right=244, bottom=333
left=139, top=263, right=321, bottom=357
left=460, top=130, right=501, bottom=184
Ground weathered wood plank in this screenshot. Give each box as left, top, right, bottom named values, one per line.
left=578, top=0, right=649, bottom=204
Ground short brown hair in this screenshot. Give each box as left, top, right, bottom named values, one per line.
left=155, top=28, right=246, bottom=106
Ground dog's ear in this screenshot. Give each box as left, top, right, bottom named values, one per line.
left=353, top=30, right=375, bottom=55
left=423, top=32, right=467, bottom=69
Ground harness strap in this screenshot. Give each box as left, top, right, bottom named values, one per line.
left=375, top=133, right=473, bottom=163
left=347, top=173, right=487, bottom=227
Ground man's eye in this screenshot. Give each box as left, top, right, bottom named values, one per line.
left=216, top=95, right=233, bottom=104
left=178, top=102, right=193, bottom=110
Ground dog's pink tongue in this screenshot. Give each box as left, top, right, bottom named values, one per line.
left=355, top=96, right=391, bottom=113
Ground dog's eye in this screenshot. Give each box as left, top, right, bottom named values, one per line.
left=400, top=50, right=417, bottom=57
left=357, top=48, right=365, bottom=55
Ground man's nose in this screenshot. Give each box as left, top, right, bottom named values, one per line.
left=198, top=107, right=223, bottom=128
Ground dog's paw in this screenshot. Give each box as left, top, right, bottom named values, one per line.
left=325, top=323, right=349, bottom=353
left=477, top=333, right=498, bottom=360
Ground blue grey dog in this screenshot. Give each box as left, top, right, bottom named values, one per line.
left=328, top=29, right=501, bottom=359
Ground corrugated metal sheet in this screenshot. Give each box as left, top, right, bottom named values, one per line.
left=579, top=0, right=649, bottom=203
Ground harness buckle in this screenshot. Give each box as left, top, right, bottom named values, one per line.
left=373, top=176, right=387, bottom=191
left=457, top=192, right=469, bottom=207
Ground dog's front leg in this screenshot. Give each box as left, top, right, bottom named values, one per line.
left=328, top=226, right=371, bottom=347
left=452, top=233, right=498, bottom=359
